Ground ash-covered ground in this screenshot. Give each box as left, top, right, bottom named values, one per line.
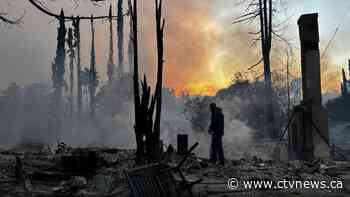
left=1, top=142, right=350, bottom=197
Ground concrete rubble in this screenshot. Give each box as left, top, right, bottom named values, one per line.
left=1, top=142, right=350, bottom=197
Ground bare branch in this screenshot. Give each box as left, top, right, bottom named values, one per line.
left=248, top=58, right=263, bottom=70
left=248, top=31, right=261, bottom=35
left=28, top=0, right=120, bottom=21
left=233, top=12, right=260, bottom=24
left=0, top=13, right=24, bottom=25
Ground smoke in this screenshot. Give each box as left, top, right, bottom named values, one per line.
left=320, top=53, right=341, bottom=93
left=0, top=80, right=265, bottom=160
left=158, top=91, right=256, bottom=159
left=1, top=0, right=346, bottom=96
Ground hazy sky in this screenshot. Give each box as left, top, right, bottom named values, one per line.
left=1, top=0, right=350, bottom=95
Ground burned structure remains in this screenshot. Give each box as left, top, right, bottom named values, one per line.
left=288, top=13, right=330, bottom=161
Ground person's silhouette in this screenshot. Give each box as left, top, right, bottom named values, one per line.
left=208, top=103, right=225, bottom=165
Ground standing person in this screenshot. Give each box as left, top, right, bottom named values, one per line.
left=208, top=103, right=225, bottom=166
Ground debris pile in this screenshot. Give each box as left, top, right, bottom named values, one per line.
left=1, top=142, right=350, bottom=196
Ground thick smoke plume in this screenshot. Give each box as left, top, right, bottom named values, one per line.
left=0, top=79, right=288, bottom=160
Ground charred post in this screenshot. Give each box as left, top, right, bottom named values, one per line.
left=177, top=134, right=188, bottom=155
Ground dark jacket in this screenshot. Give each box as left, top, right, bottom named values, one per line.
left=209, top=107, right=224, bottom=135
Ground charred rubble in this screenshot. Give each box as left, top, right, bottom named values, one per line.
left=1, top=142, right=350, bottom=196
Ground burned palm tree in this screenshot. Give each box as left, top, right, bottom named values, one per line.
left=52, top=9, right=66, bottom=105
left=73, top=16, right=82, bottom=115
left=27, top=0, right=120, bottom=116
left=67, top=27, right=75, bottom=116
left=107, top=5, right=115, bottom=84
left=50, top=9, right=66, bottom=135
left=117, top=0, right=125, bottom=74
left=89, top=15, right=98, bottom=116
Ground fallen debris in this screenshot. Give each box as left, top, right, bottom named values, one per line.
left=1, top=142, right=350, bottom=196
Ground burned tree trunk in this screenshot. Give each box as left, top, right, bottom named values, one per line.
left=117, top=0, right=124, bottom=74
left=89, top=16, right=97, bottom=116
left=259, top=0, right=275, bottom=138
left=107, top=5, right=115, bottom=84
left=131, top=0, right=166, bottom=162
left=73, top=17, right=82, bottom=116
left=234, top=0, right=276, bottom=138
left=127, top=0, right=134, bottom=74
left=142, top=76, right=156, bottom=159
left=152, top=0, right=165, bottom=158
left=67, top=28, right=75, bottom=116
left=130, top=0, right=142, bottom=162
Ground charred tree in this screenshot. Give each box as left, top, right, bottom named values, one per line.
left=89, top=16, right=98, bottom=116
left=52, top=9, right=66, bottom=106
left=131, top=0, right=165, bottom=162
left=107, top=5, right=115, bottom=84
left=152, top=0, right=165, bottom=158
left=67, top=27, right=75, bottom=116
left=141, top=76, right=156, bottom=159
left=73, top=17, right=82, bottom=115
left=51, top=9, right=66, bottom=135
left=234, top=0, right=276, bottom=138
left=130, top=0, right=142, bottom=162
left=117, top=0, right=125, bottom=74
left=260, top=0, right=276, bottom=138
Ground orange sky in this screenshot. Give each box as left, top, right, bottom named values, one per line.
left=0, top=0, right=347, bottom=96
